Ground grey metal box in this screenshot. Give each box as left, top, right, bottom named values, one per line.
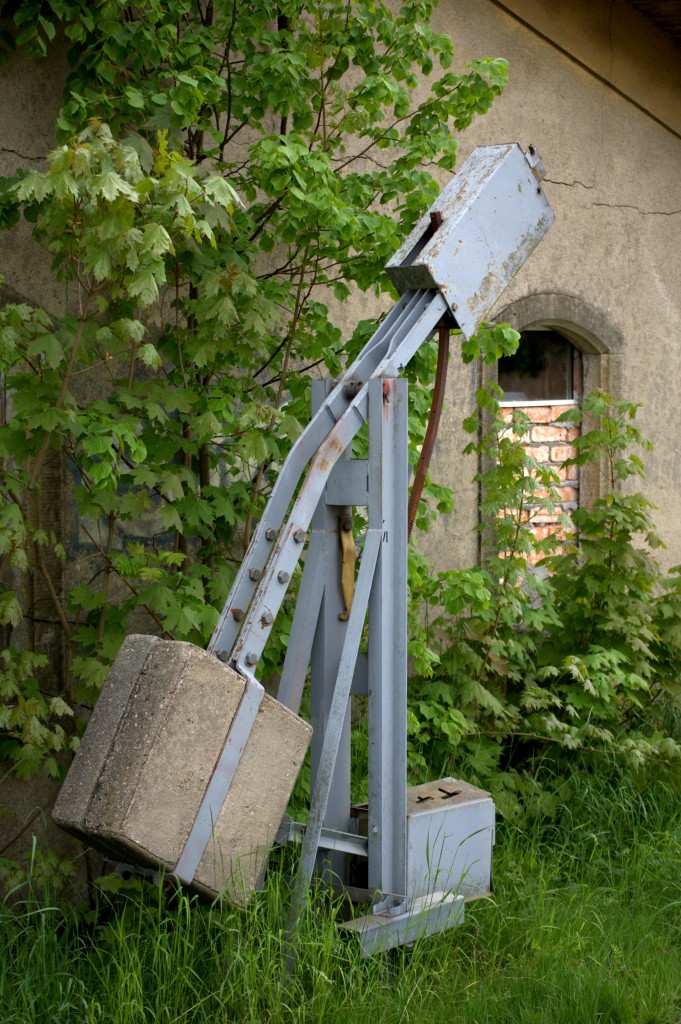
left=53, top=635, right=311, bottom=905
left=406, top=778, right=494, bottom=900
left=385, top=143, right=554, bottom=339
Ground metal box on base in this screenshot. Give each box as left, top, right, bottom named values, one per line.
left=343, top=778, right=493, bottom=955
left=406, top=778, right=494, bottom=901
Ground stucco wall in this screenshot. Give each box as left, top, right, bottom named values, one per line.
left=418, top=0, right=681, bottom=570
left=2, top=2, right=680, bottom=572
left=0, top=35, right=67, bottom=315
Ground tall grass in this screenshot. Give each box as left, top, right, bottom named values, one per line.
left=1, top=764, right=679, bottom=1023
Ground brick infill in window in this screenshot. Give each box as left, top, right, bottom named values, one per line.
left=499, top=400, right=580, bottom=562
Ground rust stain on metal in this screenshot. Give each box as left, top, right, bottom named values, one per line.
left=315, top=434, right=345, bottom=473
left=382, top=379, right=392, bottom=420
left=467, top=224, right=548, bottom=322
left=469, top=270, right=500, bottom=314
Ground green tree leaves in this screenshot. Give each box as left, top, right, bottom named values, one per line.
left=0, top=2, right=508, bottom=808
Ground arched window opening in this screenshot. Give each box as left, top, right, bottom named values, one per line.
left=498, top=329, right=582, bottom=403
left=490, top=292, right=623, bottom=527
left=497, top=329, right=583, bottom=563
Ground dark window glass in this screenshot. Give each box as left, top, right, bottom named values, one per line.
left=498, top=330, right=582, bottom=402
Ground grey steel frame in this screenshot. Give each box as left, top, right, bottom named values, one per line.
left=206, top=294, right=445, bottom=908
left=179, top=143, right=555, bottom=945
left=172, top=288, right=448, bottom=894
left=284, top=373, right=412, bottom=926
left=208, top=294, right=445, bottom=917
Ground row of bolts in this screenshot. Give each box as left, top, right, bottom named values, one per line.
left=219, top=524, right=307, bottom=668
left=229, top=378, right=362, bottom=670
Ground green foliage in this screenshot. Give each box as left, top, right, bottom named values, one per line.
left=409, top=390, right=681, bottom=814
left=0, top=123, right=275, bottom=776
left=7, top=0, right=507, bottom=295
left=0, top=767, right=679, bottom=1022
left=0, top=0, right=508, bottom=800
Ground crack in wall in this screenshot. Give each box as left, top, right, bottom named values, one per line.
left=592, top=201, right=681, bottom=216
left=545, top=178, right=681, bottom=216
left=544, top=178, right=595, bottom=190
left=0, top=147, right=46, bottom=164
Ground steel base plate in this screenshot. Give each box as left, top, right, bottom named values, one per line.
left=341, top=892, right=465, bottom=956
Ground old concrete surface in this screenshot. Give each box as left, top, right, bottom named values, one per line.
left=415, top=0, right=681, bottom=570
left=0, top=32, right=69, bottom=316
left=54, top=635, right=312, bottom=904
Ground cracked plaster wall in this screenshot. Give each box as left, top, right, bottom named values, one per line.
left=410, top=0, right=681, bottom=570
left=0, top=33, right=69, bottom=315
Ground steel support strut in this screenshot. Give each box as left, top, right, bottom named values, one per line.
left=367, top=377, right=409, bottom=902
left=284, top=376, right=410, bottom=926
left=207, top=289, right=447, bottom=671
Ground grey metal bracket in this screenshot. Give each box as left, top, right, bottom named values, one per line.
left=277, top=816, right=369, bottom=858
left=372, top=894, right=409, bottom=918
left=173, top=674, right=264, bottom=884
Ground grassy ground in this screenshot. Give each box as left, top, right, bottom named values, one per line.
left=1, top=766, right=679, bottom=1024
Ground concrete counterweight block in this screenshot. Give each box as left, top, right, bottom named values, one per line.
left=53, top=635, right=312, bottom=905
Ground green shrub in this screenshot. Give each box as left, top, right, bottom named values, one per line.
left=408, top=389, right=681, bottom=814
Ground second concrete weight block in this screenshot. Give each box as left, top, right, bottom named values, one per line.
left=53, top=635, right=312, bottom=904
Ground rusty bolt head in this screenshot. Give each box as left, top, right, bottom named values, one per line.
left=293, top=529, right=305, bottom=544
left=244, top=652, right=258, bottom=667
left=278, top=571, right=290, bottom=584
left=249, top=568, right=261, bottom=581
left=342, top=380, right=363, bottom=399
left=265, top=527, right=276, bottom=541
left=231, top=607, right=244, bottom=622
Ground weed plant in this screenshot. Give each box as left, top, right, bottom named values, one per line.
left=1, top=763, right=679, bottom=1024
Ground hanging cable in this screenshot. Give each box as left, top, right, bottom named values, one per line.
left=407, top=323, right=450, bottom=540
